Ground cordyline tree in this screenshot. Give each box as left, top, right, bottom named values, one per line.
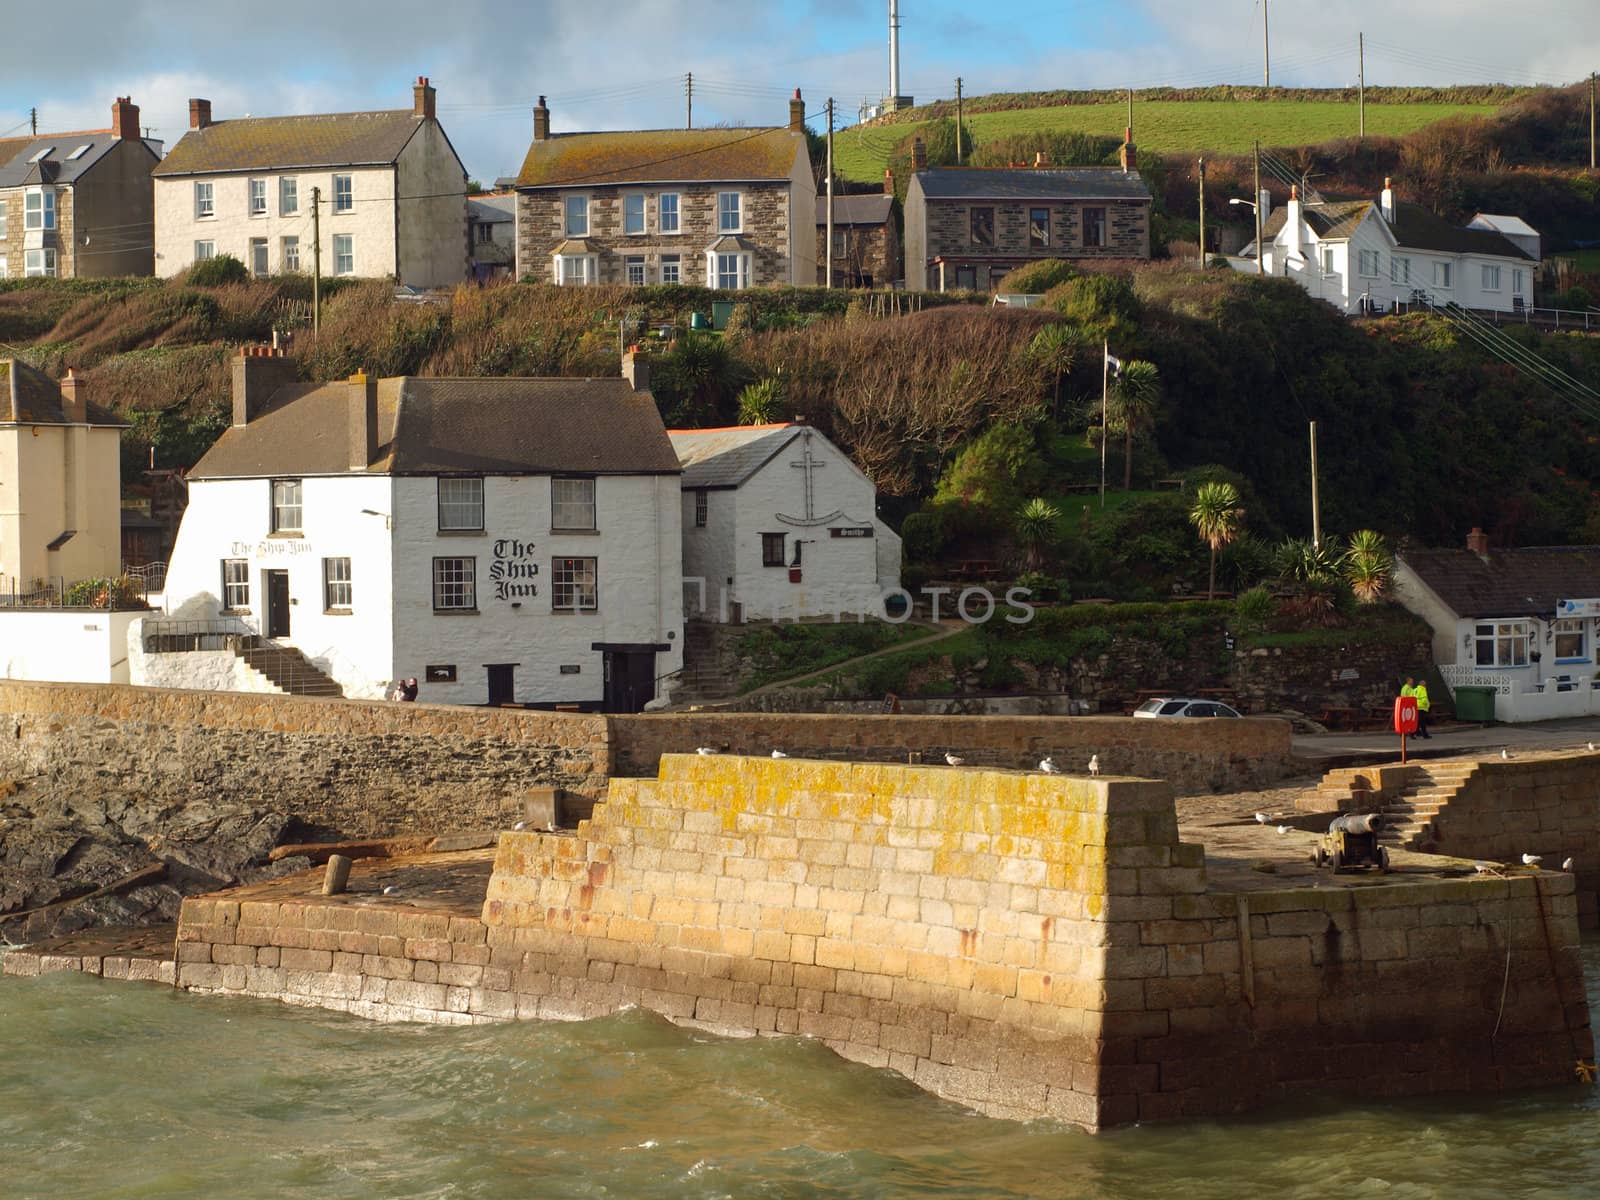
left=1189, top=481, right=1244, bottom=599
left=1110, top=359, right=1160, bottom=492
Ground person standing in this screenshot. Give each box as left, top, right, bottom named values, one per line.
left=401, top=678, right=419, bottom=702
left=1413, top=678, right=1431, bottom=739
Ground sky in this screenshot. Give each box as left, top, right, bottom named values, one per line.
left=2, top=0, right=1596, bottom=183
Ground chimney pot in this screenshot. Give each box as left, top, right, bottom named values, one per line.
left=533, top=95, right=550, bottom=142
left=112, top=96, right=141, bottom=141
left=621, top=350, right=651, bottom=394
left=59, top=370, right=87, bottom=423
left=413, top=76, right=436, bottom=120
left=1119, top=130, right=1137, bottom=172
left=232, top=345, right=296, bottom=427
left=789, top=89, right=806, bottom=133
left=1380, top=177, right=1396, bottom=223
left=883, top=167, right=895, bottom=196
left=188, top=98, right=212, bottom=130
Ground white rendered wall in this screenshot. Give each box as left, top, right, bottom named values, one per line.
left=680, top=487, right=738, bottom=619
left=0, top=610, right=138, bottom=683
left=395, top=121, right=468, bottom=287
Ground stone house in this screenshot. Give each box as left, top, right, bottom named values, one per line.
left=151, top=78, right=468, bottom=287
left=156, top=349, right=684, bottom=710
left=815, top=185, right=899, bottom=287
left=669, top=421, right=901, bottom=621
left=1235, top=179, right=1539, bottom=315
left=903, top=138, right=1152, bottom=292
left=0, top=97, right=161, bottom=279
left=511, top=92, right=817, bottom=288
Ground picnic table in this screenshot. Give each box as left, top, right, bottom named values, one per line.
left=949, top=559, right=1008, bottom=583
left=1318, top=706, right=1359, bottom=730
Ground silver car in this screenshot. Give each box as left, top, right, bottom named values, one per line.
left=1133, top=697, right=1242, bottom=719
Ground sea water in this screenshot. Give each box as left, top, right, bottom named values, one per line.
left=2, top=944, right=1597, bottom=1200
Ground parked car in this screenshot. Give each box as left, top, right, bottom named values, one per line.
left=1133, top=697, right=1242, bottom=719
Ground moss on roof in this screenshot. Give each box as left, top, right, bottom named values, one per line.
left=516, top=127, right=804, bottom=188
left=152, top=111, right=425, bottom=176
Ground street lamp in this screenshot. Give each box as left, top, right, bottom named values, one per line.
left=1229, top=197, right=1264, bottom=277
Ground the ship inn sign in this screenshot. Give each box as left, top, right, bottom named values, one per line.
left=491, top=538, right=540, bottom=601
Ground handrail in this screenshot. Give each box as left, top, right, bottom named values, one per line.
left=142, top=616, right=254, bottom=653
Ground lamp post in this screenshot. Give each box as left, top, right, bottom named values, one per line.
left=1229, top=196, right=1263, bottom=277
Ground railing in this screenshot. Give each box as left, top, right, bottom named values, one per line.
left=123, top=561, right=167, bottom=596
left=141, top=616, right=254, bottom=653
left=0, top=575, right=151, bottom=611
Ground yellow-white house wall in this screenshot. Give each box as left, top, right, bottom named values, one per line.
left=0, top=423, right=123, bottom=586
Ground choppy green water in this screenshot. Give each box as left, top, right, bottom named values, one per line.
left=3, top=947, right=1598, bottom=1200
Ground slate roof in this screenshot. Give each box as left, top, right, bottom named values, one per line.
left=815, top=194, right=894, bottom=226
left=0, top=133, right=160, bottom=188
left=1399, top=547, right=1600, bottom=618
left=469, top=194, right=516, bottom=224
left=914, top=167, right=1151, bottom=202
left=190, top=376, right=679, bottom=480
left=152, top=111, right=426, bottom=176
left=1257, top=199, right=1370, bottom=243
left=0, top=360, right=126, bottom=427
left=1258, top=197, right=1534, bottom=260
left=668, top=424, right=803, bottom=489
left=516, top=127, right=804, bottom=188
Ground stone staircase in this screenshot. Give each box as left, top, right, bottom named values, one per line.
left=1309, top=760, right=1483, bottom=852
left=672, top=620, right=746, bottom=705
left=234, top=638, right=344, bottom=698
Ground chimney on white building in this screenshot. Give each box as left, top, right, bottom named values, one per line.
left=621, top=350, right=650, bottom=393
left=1380, top=177, right=1396, bottom=224
left=347, top=371, right=378, bottom=470
left=1285, top=184, right=1302, bottom=261
left=231, top=346, right=295, bottom=427
left=59, top=369, right=87, bottom=423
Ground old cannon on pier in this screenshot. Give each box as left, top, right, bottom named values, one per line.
left=1311, top=812, right=1390, bottom=874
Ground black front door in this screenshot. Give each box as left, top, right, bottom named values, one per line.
left=264, top=570, right=290, bottom=638
left=487, top=663, right=516, bottom=706
left=602, top=650, right=656, bottom=713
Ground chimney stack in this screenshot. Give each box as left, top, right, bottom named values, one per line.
left=1466, top=527, right=1489, bottom=557
left=533, top=95, right=550, bottom=142
left=911, top=138, right=927, bottom=170
left=231, top=346, right=295, bottom=428
left=1380, top=176, right=1396, bottom=224
left=789, top=89, right=805, bottom=133
left=883, top=167, right=895, bottom=196
left=348, top=372, right=378, bottom=471
left=413, top=76, right=436, bottom=120
left=189, top=98, right=213, bottom=130
left=1285, top=184, right=1302, bottom=261
left=112, top=96, right=140, bottom=141
left=1258, top=187, right=1272, bottom=220
left=1119, top=128, right=1137, bottom=172
left=621, top=350, right=651, bottom=393
left=59, top=369, right=87, bottom=423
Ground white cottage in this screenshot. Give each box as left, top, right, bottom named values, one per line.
left=152, top=349, right=683, bottom=710
left=1236, top=180, right=1538, bottom=316
left=1393, top=529, right=1600, bottom=722
left=669, top=422, right=901, bottom=621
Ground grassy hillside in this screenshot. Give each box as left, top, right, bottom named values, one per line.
left=835, top=99, right=1504, bottom=182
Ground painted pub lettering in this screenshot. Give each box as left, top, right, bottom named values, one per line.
left=491, top=538, right=540, bottom=601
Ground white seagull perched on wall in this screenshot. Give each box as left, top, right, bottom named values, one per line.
left=697, top=746, right=718, bottom=756
left=1501, top=748, right=1512, bottom=759
left=1088, top=754, right=1101, bottom=776
left=945, top=752, right=965, bottom=766
left=771, top=749, right=788, bottom=759
left=1254, top=811, right=1271, bottom=824
left=1039, top=756, right=1060, bottom=774
left=1522, top=853, right=1543, bottom=867
left=1563, top=857, right=1575, bottom=871
left=1277, top=825, right=1290, bottom=835
left=1588, top=742, right=1596, bottom=752
left=512, top=821, right=527, bottom=831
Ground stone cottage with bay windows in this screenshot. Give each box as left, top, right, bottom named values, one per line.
left=156, top=349, right=683, bottom=711
left=511, top=93, right=816, bottom=288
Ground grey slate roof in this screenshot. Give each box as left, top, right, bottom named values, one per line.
left=668, top=424, right=802, bottom=489
left=815, top=194, right=894, bottom=226
left=152, top=111, right=425, bottom=176
left=0, top=134, right=160, bottom=188
left=0, top=360, right=125, bottom=427
left=915, top=167, right=1151, bottom=202
left=1400, top=547, right=1600, bottom=618
left=1258, top=197, right=1534, bottom=260
left=191, top=376, right=680, bottom=479
left=469, top=194, right=516, bottom=224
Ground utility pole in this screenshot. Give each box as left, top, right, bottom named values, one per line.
left=825, top=98, right=835, bottom=288
left=955, top=77, right=964, bottom=164
left=1309, top=421, right=1321, bottom=550
left=311, top=186, right=322, bottom=336
left=30, top=107, right=37, bottom=135
left=1127, top=87, right=1133, bottom=135
left=1358, top=33, right=1366, bottom=140
left=686, top=73, right=693, bottom=130
left=1263, top=0, right=1270, bottom=88
left=1254, top=140, right=1264, bottom=278
left=1197, top=157, right=1206, bottom=264
left=1591, top=71, right=1596, bottom=170
left=1099, top=338, right=1110, bottom=509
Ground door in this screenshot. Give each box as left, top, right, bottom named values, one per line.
left=264, top=570, right=290, bottom=638
left=486, top=663, right=516, bottom=706
left=602, top=651, right=656, bottom=714
left=250, top=238, right=268, bottom=278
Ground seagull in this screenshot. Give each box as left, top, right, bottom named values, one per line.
left=1276, top=825, right=1290, bottom=835
left=512, top=820, right=527, bottom=831
left=1038, top=756, right=1060, bottom=774
left=1522, top=853, right=1543, bottom=867
left=696, top=746, right=718, bottom=756
left=1473, top=862, right=1494, bottom=874
left=546, top=820, right=557, bottom=833
left=381, top=885, right=399, bottom=896
left=1501, top=748, right=1511, bottom=760
left=1563, top=857, right=1575, bottom=871
left=1254, top=811, right=1271, bottom=825
left=1588, top=742, right=1596, bottom=752
left=1087, top=754, right=1100, bottom=776
left=771, top=749, right=788, bottom=759
left=945, top=752, right=965, bottom=766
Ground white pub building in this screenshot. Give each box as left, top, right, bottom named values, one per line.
left=152, top=349, right=683, bottom=709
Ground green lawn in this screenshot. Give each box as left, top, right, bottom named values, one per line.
left=1554, top=249, right=1600, bottom=273
left=836, top=100, right=1503, bottom=182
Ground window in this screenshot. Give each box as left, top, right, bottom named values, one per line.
left=1390, top=256, right=1411, bottom=284
left=625, top=255, right=646, bottom=285
left=761, top=533, right=786, bottom=567
left=1474, top=621, right=1530, bottom=668
left=1358, top=248, right=1380, bottom=277
left=194, top=181, right=214, bottom=219
left=555, top=254, right=595, bottom=285
left=67, top=144, right=92, bottom=161
left=551, top=557, right=598, bottom=611
left=0, top=255, right=7, bottom=278
left=249, top=238, right=268, bottom=278
left=281, top=236, right=300, bottom=272
left=969, top=206, right=994, bottom=246
left=194, top=240, right=215, bottom=261
left=249, top=178, right=267, bottom=216
left=832, top=230, right=848, bottom=257
left=271, top=479, right=303, bottom=534
left=713, top=252, right=749, bottom=290
left=280, top=176, right=298, bottom=215
left=1554, top=618, right=1587, bottom=661
left=660, top=254, right=680, bottom=284
left=1482, top=264, right=1502, bottom=291
left=24, top=188, right=55, bottom=230
left=1513, top=269, right=1525, bottom=296
left=1433, top=261, right=1452, bottom=288
left=1321, top=246, right=1336, bottom=274
left=694, top=490, right=707, bottom=527
left=221, top=559, right=249, bottom=610
left=1082, top=207, right=1107, bottom=248
left=332, top=174, right=353, bottom=213
left=433, top=557, right=476, bottom=611
left=953, top=265, right=977, bottom=291
left=564, top=194, right=588, bottom=236
left=323, top=557, right=352, bottom=610
left=1029, top=207, right=1050, bottom=248
left=24, top=248, right=56, bottom=277
left=659, top=192, right=680, bottom=233
left=717, top=191, right=742, bottom=233
left=623, top=194, right=645, bottom=235
left=333, top=234, right=353, bottom=275
left=437, top=476, right=484, bottom=531
left=26, top=146, right=54, bottom=164
left=0, top=204, right=6, bottom=239
left=475, top=222, right=493, bottom=244
left=551, top=477, right=596, bottom=531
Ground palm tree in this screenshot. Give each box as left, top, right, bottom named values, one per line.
left=1189, top=481, right=1244, bottom=599
left=1109, top=360, right=1160, bottom=491
left=1014, top=497, right=1062, bottom=570
left=1028, top=323, right=1081, bottom=421
left=737, top=377, right=784, bottom=425
left=1343, top=529, right=1392, bottom=603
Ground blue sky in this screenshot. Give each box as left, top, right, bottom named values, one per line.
left=2, top=1, right=1595, bottom=182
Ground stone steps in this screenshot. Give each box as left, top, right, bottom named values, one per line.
left=235, top=641, right=344, bottom=697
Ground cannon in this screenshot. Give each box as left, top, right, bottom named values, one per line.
left=1311, top=812, right=1391, bottom=874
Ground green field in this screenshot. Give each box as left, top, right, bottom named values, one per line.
left=835, top=100, right=1503, bottom=182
